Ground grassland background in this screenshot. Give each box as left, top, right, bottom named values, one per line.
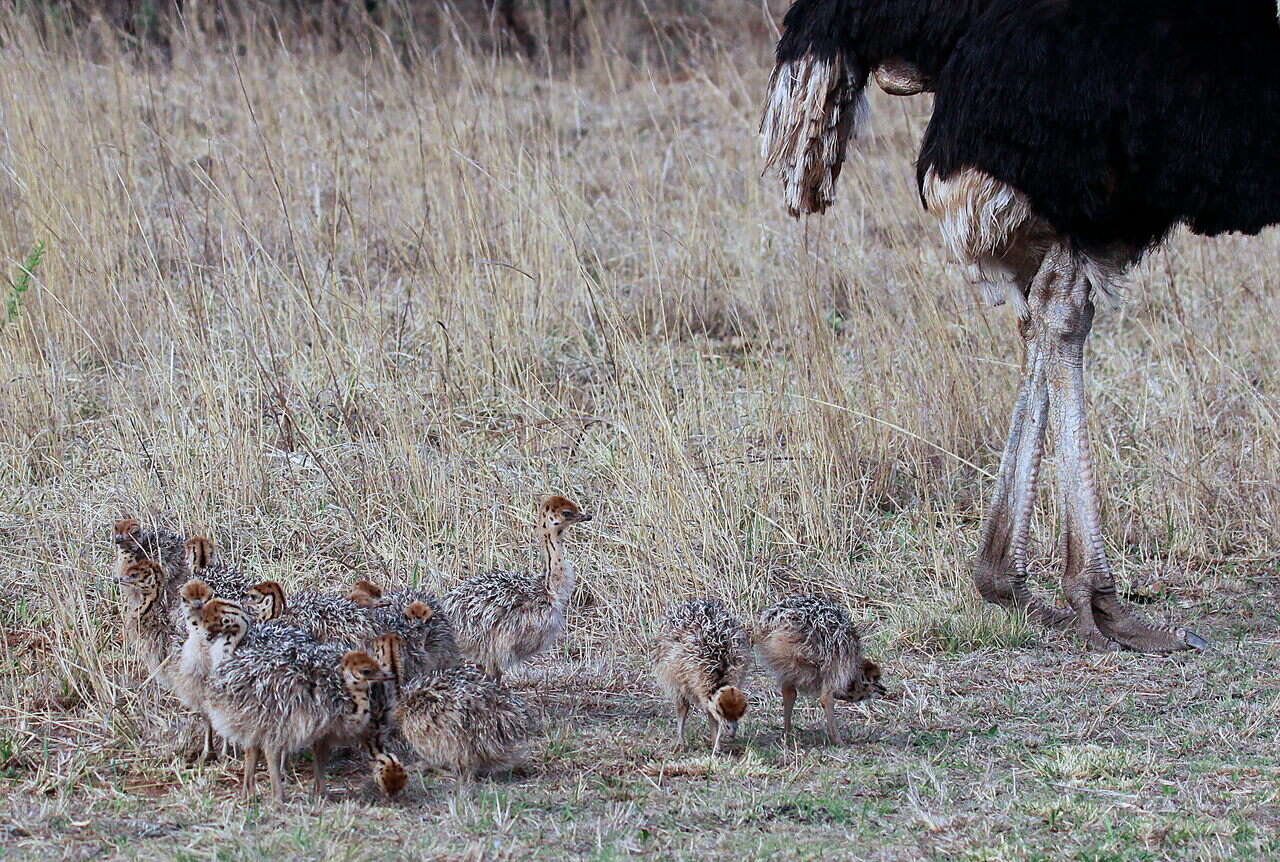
left=1, top=3, right=1278, bottom=859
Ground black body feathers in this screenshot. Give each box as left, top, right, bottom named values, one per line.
left=920, top=0, right=1280, bottom=252
left=772, top=0, right=1280, bottom=252
left=776, top=0, right=990, bottom=80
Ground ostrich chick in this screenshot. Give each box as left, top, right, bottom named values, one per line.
left=364, top=631, right=409, bottom=798
left=176, top=580, right=213, bottom=690
left=371, top=595, right=461, bottom=678
left=113, top=518, right=189, bottom=590
left=245, top=580, right=383, bottom=646
left=366, top=632, right=404, bottom=755
left=394, top=664, right=535, bottom=781
left=114, top=559, right=181, bottom=689
left=654, top=599, right=752, bottom=755
left=755, top=595, right=885, bottom=745
left=114, top=561, right=223, bottom=757
left=197, top=600, right=392, bottom=802
left=248, top=581, right=458, bottom=680
left=175, top=579, right=220, bottom=759
left=442, top=495, right=592, bottom=681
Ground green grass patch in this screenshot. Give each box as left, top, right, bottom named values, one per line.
left=3, top=241, right=43, bottom=328
left=882, top=599, right=1037, bottom=653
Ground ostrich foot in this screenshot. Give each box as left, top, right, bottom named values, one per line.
left=1057, top=586, right=1204, bottom=653
left=1091, top=590, right=1206, bottom=652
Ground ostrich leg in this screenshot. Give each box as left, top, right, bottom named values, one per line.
left=1041, top=258, right=1206, bottom=652
left=975, top=245, right=1205, bottom=651
left=973, top=255, right=1074, bottom=629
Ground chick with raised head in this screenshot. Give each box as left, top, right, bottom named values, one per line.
left=113, top=555, right=223, bottom=756
left=442, top=495, right=592, bottom=681
left=196, top=599, right=393, bottom=802
left=113, top=520, right=253, bottom=612
left=394, top=664, right=534, bottom=781
left=201, top=597, right=253, bottom=671
left=655, top=599, right=752, bottom=755
left=755, top=594, right=885, bottom=745
left=175, top=579, right=220, bottom=759
left=113, top=518, right=190, bottom=591
left=114, top=559, right=182, bottom=688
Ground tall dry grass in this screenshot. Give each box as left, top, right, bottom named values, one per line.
left=0, top=3, right=1277, bottom=757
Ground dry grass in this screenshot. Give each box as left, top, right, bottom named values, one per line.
left=1, top=6, right=1278, bottom=860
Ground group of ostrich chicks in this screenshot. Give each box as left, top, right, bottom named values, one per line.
left=112, top=495, right=885, bottom=804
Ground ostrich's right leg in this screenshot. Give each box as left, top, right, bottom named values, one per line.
left=1042, top=265, right=1206, bottom=652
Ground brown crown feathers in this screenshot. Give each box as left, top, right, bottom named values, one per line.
left=713, top=686, right=748, bottom=723
left=348, top=579, right=385, bottom=607
left=245, top=581, right=287, bottom=621
left=112, top=518, right=142, bottom=541
left=185, top=536, right=215, bottom=571
left=404, top=600, right=433, bottom=622
left=340, top=650, right=394, bottom=683
left=539, top=495, right=592, bottom=524
left=180, top=579, right=213, bottom=607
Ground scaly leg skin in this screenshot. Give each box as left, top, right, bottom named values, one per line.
left=265, top=745, right=286, bottom=803
left=241, top=746, right=259, bottom=800
left=674, top=698, right=689, bottom=749
left=973, top=347, right=1038, bottom=605
left=312, top=738, right=330, bottom=801
left=820, top=693, right=842, bottom=746
left=200, top=720, right=214, bottom=763
left=1039, top=263, right=1205, bottom=652
left=781, top=685, right=797, bottom=738
left=973, top=270, right=1074, bottom=630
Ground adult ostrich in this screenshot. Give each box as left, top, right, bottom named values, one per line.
left=761, top=0, right=1280, bottom=652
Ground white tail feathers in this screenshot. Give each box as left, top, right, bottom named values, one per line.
left=761, top=55, right=867, bottom=217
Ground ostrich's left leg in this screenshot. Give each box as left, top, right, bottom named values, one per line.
left=1043, top=265, right=1206, bottom=652
left=973, top=251, right=1078, bottom=629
